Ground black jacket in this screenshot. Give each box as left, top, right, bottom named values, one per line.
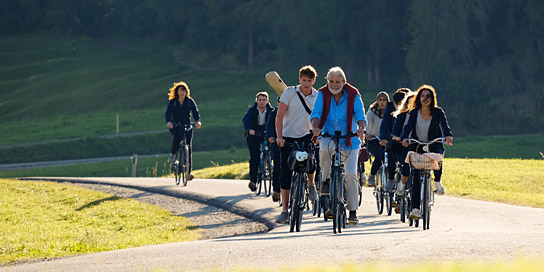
left=401, top=107, right=453, bottom=150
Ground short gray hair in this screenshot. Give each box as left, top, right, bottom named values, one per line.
left=326, top=66, right=346, bottom=83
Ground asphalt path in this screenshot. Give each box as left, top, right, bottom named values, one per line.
left=4, top=177, right=544, bottom=271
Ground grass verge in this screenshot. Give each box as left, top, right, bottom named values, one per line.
left=0, top=179, right=199, bottom=265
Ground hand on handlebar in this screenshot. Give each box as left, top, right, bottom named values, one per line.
left=248, top=129, right=255, bottom=136
left=445, top=136, right=453, bottom=146
left=195, top=121, right=202, bottom=129
left=167, top=122, right=174, bottom=129
left=268, top=137, right=275, bottom=143
left=402, top=138, right=409, bottom=147
left=312, top=127, right=322, bottom=138
left=379, top=139, right=389, bottom=147
left=276, top=137, right=285, bottom=147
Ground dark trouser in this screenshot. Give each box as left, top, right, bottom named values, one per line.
left=270, top=141, right=281, bottom=193
left=387, top=142, right=406, bottom=179
left=410, top=144, right=445, bottom=209
left=170, top=127, right=193, bottom=173
left=279, top=134, right=313, bottom=190
left=368, top=138, right=384, bottom=175
left=246, top=134, right=264, bottom=183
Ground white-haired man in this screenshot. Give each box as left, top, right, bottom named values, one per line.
left=310, top=66, right=367, bottom=225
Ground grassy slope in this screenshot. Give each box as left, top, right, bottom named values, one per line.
left=0, top=179, right=199, bottom=264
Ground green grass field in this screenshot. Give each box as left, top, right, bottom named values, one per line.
left=0, top=179, right=199, bottom=265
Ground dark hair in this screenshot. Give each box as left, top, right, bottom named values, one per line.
left=392, top=88, right=411, bottom=104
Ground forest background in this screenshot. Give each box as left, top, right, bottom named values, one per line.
left=1, top=0, right=543, bottom=165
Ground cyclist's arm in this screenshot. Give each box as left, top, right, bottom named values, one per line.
left=275, top=102, right=288, bottom=147
left=165, top=100, right=174, bottom=129
left=242, top=107, right=256, bottom=135
left=189, top=99, right=201, bottom=129
left=437, top=108, right=453, bottom=145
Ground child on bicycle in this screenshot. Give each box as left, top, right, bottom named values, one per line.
left=365, top=92, right=389, bottom=188
left=398, top=84, right=453, bottom=220
left=165, top=81, right=202, bottom=181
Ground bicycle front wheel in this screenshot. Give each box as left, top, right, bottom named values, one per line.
left=422, top=173, right=431, bottom=230
left=375, top=168, right=384, bottom=214
left=332, top=171, right=343, bottom=234
left=265, top=155, right=272, bottom=197
left=174, top=160, right=180, bottom=185
left=289, top=173, right=304, bottom=232
left=255, top=160, right=264, bottom=196
left=182, top=146, right=189, bottom=186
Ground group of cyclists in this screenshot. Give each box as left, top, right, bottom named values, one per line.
left=164, top=64, right=453, bottom=227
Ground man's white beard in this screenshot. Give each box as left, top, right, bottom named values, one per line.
left=329, top=86, right=343, bottom=95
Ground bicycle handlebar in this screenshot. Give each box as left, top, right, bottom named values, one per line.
left=406, top=137, right=446, bottom=145
left=321, top=131, right=358, bottom=139
left=172, top=122, right=195, bottom=131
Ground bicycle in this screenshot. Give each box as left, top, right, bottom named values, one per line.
left=356, top=143, right=369, bottom=207
left=321, top=131, right=357, bottom=234
left=254, top=132, right=272, bottom=197
left=370, top=138, right=388, bottom=215
left=405, top=137, right=446, bottom=230
left=287, top=141, right=314, bottom=232
left=171, top=123, right=194, bottom=186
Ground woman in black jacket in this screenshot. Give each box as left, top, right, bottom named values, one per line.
left=397, top=84, right=453, bottom=220
left=165, top=81, right=202, bottom=180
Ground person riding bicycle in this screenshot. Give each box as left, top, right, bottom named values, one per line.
left=378, top=88, right=410, bottom=192
left=365, top=92, right=390, bottom=188
left=265, top=97, right=281, bottom=202
left=397, top=84, right=453, bottom=220
left=275, top=65, right=319, bottom=224
left=165, top=81, right=202, bottom=181
left=243, top=91, right=273, bottom=192
left=310, top=66, right=367, bottom=225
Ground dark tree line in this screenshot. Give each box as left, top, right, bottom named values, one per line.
left=2, top=0, right=543, bottom=134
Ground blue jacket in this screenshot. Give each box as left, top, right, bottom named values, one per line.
left=401, top=107, right=453, bottom=150
left=165, top=98, right=200, bottom=125
left=242, top=103, right=273, bottom=134
left=379, top=101, right=396, bottom=141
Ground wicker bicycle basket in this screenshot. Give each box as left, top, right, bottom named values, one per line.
left=405, top=151, right=443, bottom=170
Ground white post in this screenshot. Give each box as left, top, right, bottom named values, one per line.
left=131, top=154, right=138, bottom=177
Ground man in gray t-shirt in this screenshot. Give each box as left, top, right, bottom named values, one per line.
left=274, top=65, right=318, bottom=224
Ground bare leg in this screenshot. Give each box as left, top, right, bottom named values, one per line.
left=281, top=188, right=290, bottom=211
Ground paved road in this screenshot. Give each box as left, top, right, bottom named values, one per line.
left=4, top=177, right=544, bottom=271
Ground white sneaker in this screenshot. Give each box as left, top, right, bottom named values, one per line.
left=362, top=173, right=368, bottom=181
left=435, top=181, right=445, bottom=195
left=367, top=174, right=375, bottom=187
left=396, top=182, right=405, bottom=196
left=167, top=153, right=176, bottom=163
left=410, top=208, right=421, bottom=220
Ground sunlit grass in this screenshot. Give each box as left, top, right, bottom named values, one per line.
left=442, top=158, right=544, bottom=207
left=0, top=179, right=199, bottom=265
